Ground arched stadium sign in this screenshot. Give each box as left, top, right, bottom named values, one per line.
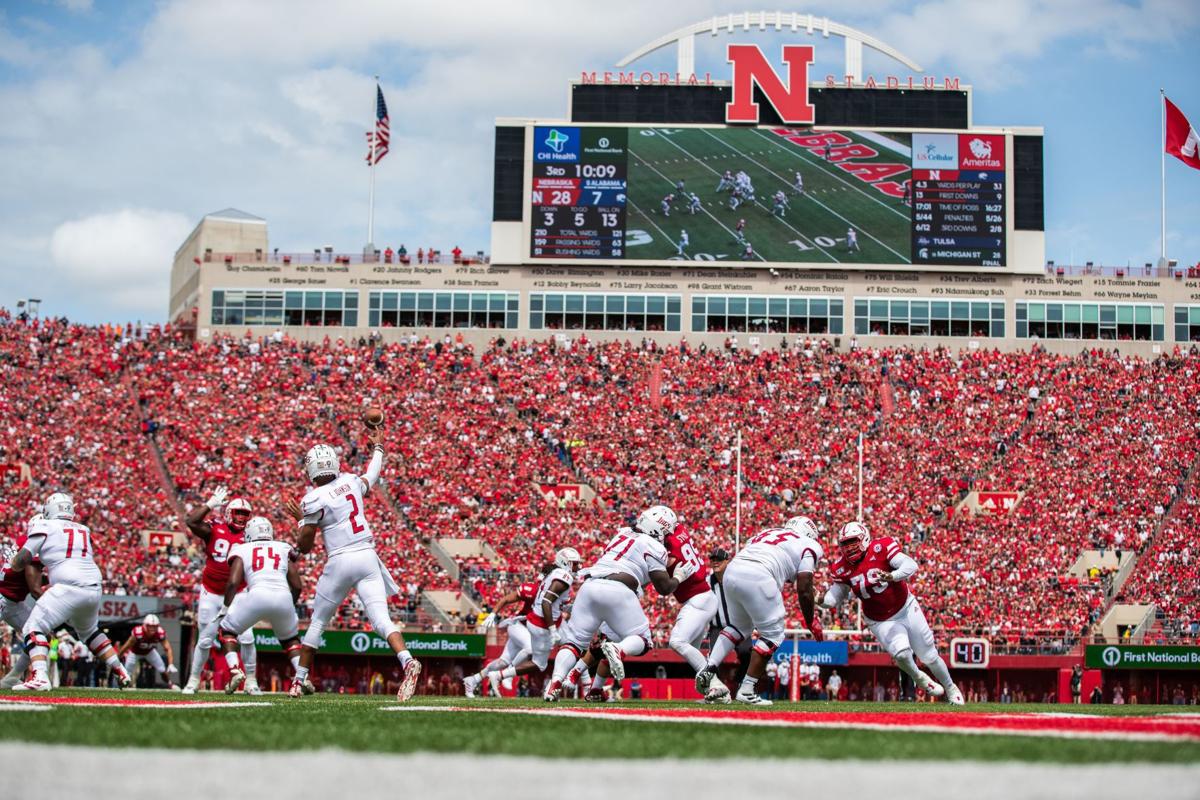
left=578, top=11, right=962, bottom=124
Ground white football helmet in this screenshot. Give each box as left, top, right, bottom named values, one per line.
left=244, top=516, right=274, bottom=542
left=554, top=547, right=582, bottom=575
left=783, top=516, right=820, bottom=540
left=838, top=521, right=871, bottom=563
left=44, top=493, right=75, bottom=521
left=305, top=444, right=340, bottom=482
left=635, top=505, right=677, bottom=541
left=143, top=614, right=160, bottom=628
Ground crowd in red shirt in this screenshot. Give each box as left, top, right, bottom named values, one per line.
left=3, top=309, right=1197, bottom=645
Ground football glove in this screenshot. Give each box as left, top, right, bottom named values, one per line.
left=205, top=486, right=229, bottom=511
left=482, top=612, right=498, bottom=631
left=808, top=616, right=825, bottom=642
left=866, top=568, right=890, bottom=585
left=673, top=559, right=699, bottom=583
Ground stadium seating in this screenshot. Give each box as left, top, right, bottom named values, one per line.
left=3, top=310, right=1198, bottom=648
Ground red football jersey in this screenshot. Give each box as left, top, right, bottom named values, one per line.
left=666, top=526, right=710, bottom=604
left=200, top=522, right=244, bottom=594
left=828, top=536, right=909, bottom=621
left=515, top=581, right=538, bottom=618
left=1, top=536, right=41, bottom=602
left=130, top=624, right=166, bottom=656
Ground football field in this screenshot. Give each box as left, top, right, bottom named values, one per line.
left=2, top=691, right=1199, bottom=799
left=625, top=126, right=912, bottom=264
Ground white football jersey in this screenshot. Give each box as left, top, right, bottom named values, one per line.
left=300, top=473, right=374, bottom=558
left=528, top=567, right=574, bottom=626
left=735, top=527, right=823, bottom=588
left=229, top=540, right=293, bottom=592
left=587, top=529, right=668, bottom=588
left=23, top=518, right=102, bottom=588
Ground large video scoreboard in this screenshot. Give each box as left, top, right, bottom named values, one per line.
left=522, top=122, right=1018, bottom=270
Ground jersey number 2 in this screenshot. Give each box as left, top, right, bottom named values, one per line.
left=347, top=494, right=366, bottom=534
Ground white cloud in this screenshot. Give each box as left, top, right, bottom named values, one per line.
left=49, top=210, right=192, bottom=313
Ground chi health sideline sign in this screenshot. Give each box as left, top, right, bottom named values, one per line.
left=772, top=640, right=849, bottom=665
left=254, top=629, right=484, bottom=659
left=1085, top=644, right=1200, bottom=670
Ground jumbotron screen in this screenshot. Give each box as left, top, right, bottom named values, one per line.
left=527, top=124, right=1008, bottom=268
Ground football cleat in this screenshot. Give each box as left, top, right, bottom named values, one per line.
left=463, top=674, right=480, bottom=698
left=287, top=679, right=305, bottom=699
left=916, top=672, right=945, bottom=698
left=396, top=659, right=422, bottom=703
left=735, top=688, right=772, bottom=705
left=243, top=676, right=262, bottom=695
left=599, top=641, right=626, bottom=682
left=947, top=685, right=965, bottom=705
left=543, top=679, right=563, bottom=702
left=116, top=669, right=133, bottom=690
left=694, top=666, right=717, bottom=696
left=584, top=688, right=606, bottom=702
left=12, top=675, right=52, bottom=692
left=705, top=684, right=732, bottom=704
left=181, top=675, right=200, bottom=695
left=225, top=668, right=246, bottom=695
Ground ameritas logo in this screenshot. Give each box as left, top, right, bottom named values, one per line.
left=959, top=134, right=1004, bottom=170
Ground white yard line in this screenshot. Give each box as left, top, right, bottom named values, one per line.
left=648, top=130, right=839, bottom=263
left=748, top=126, right=912, bottom=221
left=703, top=128, right=909, bottom=262
left=2, top=743, right=1197, bottom=800
left=629, top=150, right=767, bottom=262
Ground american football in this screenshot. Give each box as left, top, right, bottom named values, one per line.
left=1, top=3, right=1198, bottom=800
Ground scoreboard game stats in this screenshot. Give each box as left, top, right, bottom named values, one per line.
left=528, top=123, right=1009, bottom=269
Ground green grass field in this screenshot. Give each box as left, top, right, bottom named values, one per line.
left=625, top=126, right=912, bottom=264
left=3, top=691, right=1198, bottom=765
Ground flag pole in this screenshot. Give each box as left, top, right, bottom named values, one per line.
left=1159, top=88, right=1166, bottom=270
left=857, top=432, right=864, bottom=523
left=368, top=75, right=379, bottom=252
left=735, top=430, right=742, bottom=550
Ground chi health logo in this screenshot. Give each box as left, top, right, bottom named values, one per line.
left=968, top=138, right=993, bottom=159
left=350, top=632, right=372, bottom=653
left=545, top=129, right=569, bottom=154
left=1101, top=646, right=1122, bottom=667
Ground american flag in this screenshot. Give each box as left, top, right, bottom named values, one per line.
left=365, top=84, right=389, bottom=165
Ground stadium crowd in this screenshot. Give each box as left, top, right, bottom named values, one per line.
left=2, top=309, right=1199, bottom=649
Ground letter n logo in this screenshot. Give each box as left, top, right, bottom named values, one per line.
left=726, top=44, right=815, bottom=125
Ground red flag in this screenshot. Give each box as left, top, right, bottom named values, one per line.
left=648, top=363, right=663, bottom=409
left=1165, top=96, right=1200, bottom=171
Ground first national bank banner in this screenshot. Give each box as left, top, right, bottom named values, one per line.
left=254, top=630, right=485, bottom=659
left=1085, top=645, right=1200, bottom=670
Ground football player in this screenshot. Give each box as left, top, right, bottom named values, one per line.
left=846, top=227, right=860, bottom=252
left=696, top=517, right=823, bottom=705
left=772, top=190, right=789, bottom=218
left=10, top=493, right=131, bottom=691
left=544, top=506, right=696, bottom=701
left=677, top=230, right=689, bottom=256
left=283, top=426, right=422, bottom=701
left=661, top=194, right=674, bottom=217
left=791, top=170, right=804, bottom=196
left=733, top=218, right=747, bottom=245
left=216, top=517, right=304, bottom=694
left=181, top=487, right=259, bottom=694
left=822, top=521, right=963, bottom=704
left=0, top=518, right=42, bottom=689
left=665, top=524, right=723, bottom=698
left=481, top=548, right=582, bottom=695
left=118, top=613, right=179, bottom=689
left=463, top=574, right=540, bottom=697
left=687, top=193, right=702, bottom=215
left=716, top=170, right=734, bottom=192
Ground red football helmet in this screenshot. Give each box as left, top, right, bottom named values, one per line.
left=225, top=497, right=252, bottom=531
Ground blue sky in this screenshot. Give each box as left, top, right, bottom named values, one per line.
left=0, top=0, right=1197, bottom=323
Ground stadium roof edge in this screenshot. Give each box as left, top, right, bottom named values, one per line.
left=204, top=208, right=266, bottom=224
